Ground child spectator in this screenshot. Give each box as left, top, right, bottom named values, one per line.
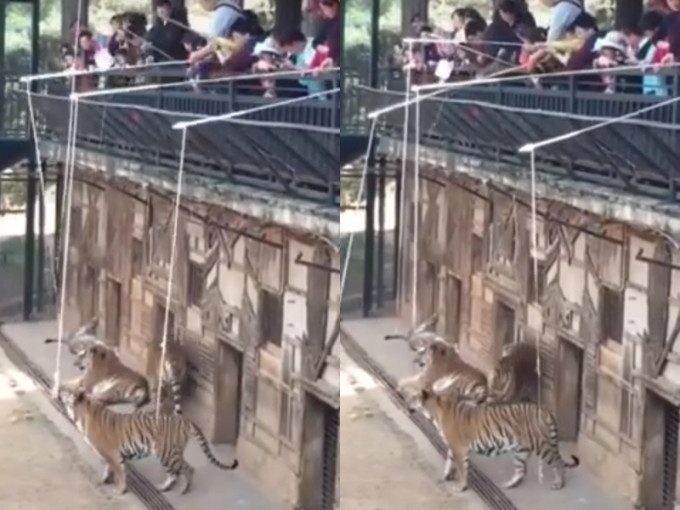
left=252, top=39, right=283, bottom=97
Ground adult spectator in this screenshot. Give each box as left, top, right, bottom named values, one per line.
left=146, top=0, right=188, bottom=61
left=542, top=0, right=584, bottom=42
left=316, top=0, right=340, bottom=67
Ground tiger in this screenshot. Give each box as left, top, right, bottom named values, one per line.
left=397, top=333, right=488, bottom=407
left=411, top=379, right=580, bottom=492
left=58, top=387, right=239, bottom=495
left=62, top=342, right=151, bottom=410
left=44, top=315, right=100, bottom=358
left=487, top=342, right=539, bottom=404
left=146, top=342, right=189, bottom=415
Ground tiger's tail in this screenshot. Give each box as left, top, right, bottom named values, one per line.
left=171, top=380, right=183, bottom=415
left=189, top=422, right=239, bottom=470
left=564, top=455, right=580, bottom=468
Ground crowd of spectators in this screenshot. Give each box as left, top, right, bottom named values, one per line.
left=59, top=0, right=340, bottom=97
left=399, top=0, right=680, bottom=95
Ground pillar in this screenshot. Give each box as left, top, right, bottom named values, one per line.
left=23, top=168, right=37, bottom=320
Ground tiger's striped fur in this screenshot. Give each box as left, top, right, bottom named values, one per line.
left=398, top=336, right=488, bottom=406
left=487, top=342, right=539, bottom=404
left=413, top=385, right=579, bottom=491
left=64, top=343, right=151, bottom=410
left=147, top=342, right=189, bottom=415
left=59, top=388, right=238, bottom=495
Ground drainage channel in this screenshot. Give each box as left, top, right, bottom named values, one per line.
left=0, top=331, right=177, bottom=510
left=340, top=329, right=519, bottom=510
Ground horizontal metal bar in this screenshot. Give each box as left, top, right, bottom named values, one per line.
left=294, top=252, right=340, bottom=274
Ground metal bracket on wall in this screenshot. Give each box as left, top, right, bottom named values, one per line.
left=636, top=249, right=680, bottom=271
left=294, top=252, right=341, bottom=274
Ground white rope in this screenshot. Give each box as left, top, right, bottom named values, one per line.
left=367, top=61, right=680, bottom=119
left=52, top=0, right=84, bottom=398
left=412, top=89, right=421, bottom=327
left=518, top=94, right=680, bottom=153
left=171, top=88, right=340, bottom=129
left=71, top=67, right=341, bottom=100
left=339, top=121, right=377, bottom=300
left=52, top=97, right=80, bottom=398
left=397, top=41, right=412, bottom=323
left=155, top=127, right=187, bottom=419
left=20, top=59, right=186, bottom=83
left=529, top=148, right=541, bottom=409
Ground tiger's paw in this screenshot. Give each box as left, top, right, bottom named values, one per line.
left=456, top=483, right=469, bottom=493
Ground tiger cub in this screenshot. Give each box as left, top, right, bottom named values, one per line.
left=147, top=342, right=189, bottom=415
left=487, top=342, right=539, bottom=403
left=59, top=388, right=238, bottom=495
left=412, top=380, right=579, bottom=491
left=63, top=342, right=151, bottom=410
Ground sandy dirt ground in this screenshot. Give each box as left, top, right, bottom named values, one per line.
left=0, top=355, right=143, bottom=510
left=339, top=347, right=486, bottom=510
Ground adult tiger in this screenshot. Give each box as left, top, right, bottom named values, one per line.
left=397, top=333, right=488, bottom=406
left=59, top=388, right=238, bottom=495
left=487, top=342, right=539, bottom=404
left=44, top=315, right=99, bottom=357
left=411, top=379, right=579, bottom=491
left=63, top=343, right=151, bottom=410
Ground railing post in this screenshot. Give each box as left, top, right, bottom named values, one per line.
left=36, top=160, right=46, bottom=313
left=393, top=162, right=402, bottom=300
left=54, top=163, right=64, bottom=294
left=23, top=166, right=37, bottom=320
left=363, top=165, right=376, bottom=317
left=671, top=73, right=679, bottom=199
left=376, top=156, right=386, bottom=309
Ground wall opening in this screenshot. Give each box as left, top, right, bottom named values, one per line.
left=299, top=393, right=338, bottom=510
left=495, top=299, right=516, bottom=351
left=640, top=390, right=678, bottom=510
left=556, top=337, right=583, bottom=441
left=105, top=278, right=122, bottom=347
left=213, top=340, right=243, bottom=445
left=445, top=273, right=461, bottom=342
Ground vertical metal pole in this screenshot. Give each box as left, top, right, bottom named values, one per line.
left=54, top=163, right=64, bottom=293
left=0, top=0, right=7, bottom=135
left=37, top=162, right=45, bottom=313
left=397, top=41, right=412, bottom=317
left=369, top=0, right=380, bottom=87
left=363, top=167, right=376, bottom=317
left=23, top=168, right=37, bottom=320
left=393, top=163, right=401, bottom=300
left=411, top=90, right=421, bottom=326
left=376, top=157, right=386, bottom=309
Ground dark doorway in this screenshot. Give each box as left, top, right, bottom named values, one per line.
left=445, top=273, right=462, bottom=342
left=299, top=393, right=339, bottom=510
left=556, top=338, right=583, bottom=441
left=495, top=299, right=516, bottom=350
left=105, top=278, right=122, bottom=347
left=640, top=390, right=678, bottom=510
left=213, top=341, right=243, bottom=445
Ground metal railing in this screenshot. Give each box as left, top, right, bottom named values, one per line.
left=22, top=69, right=340, bottom=204
left=351, top=66, right=680, bottom=200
